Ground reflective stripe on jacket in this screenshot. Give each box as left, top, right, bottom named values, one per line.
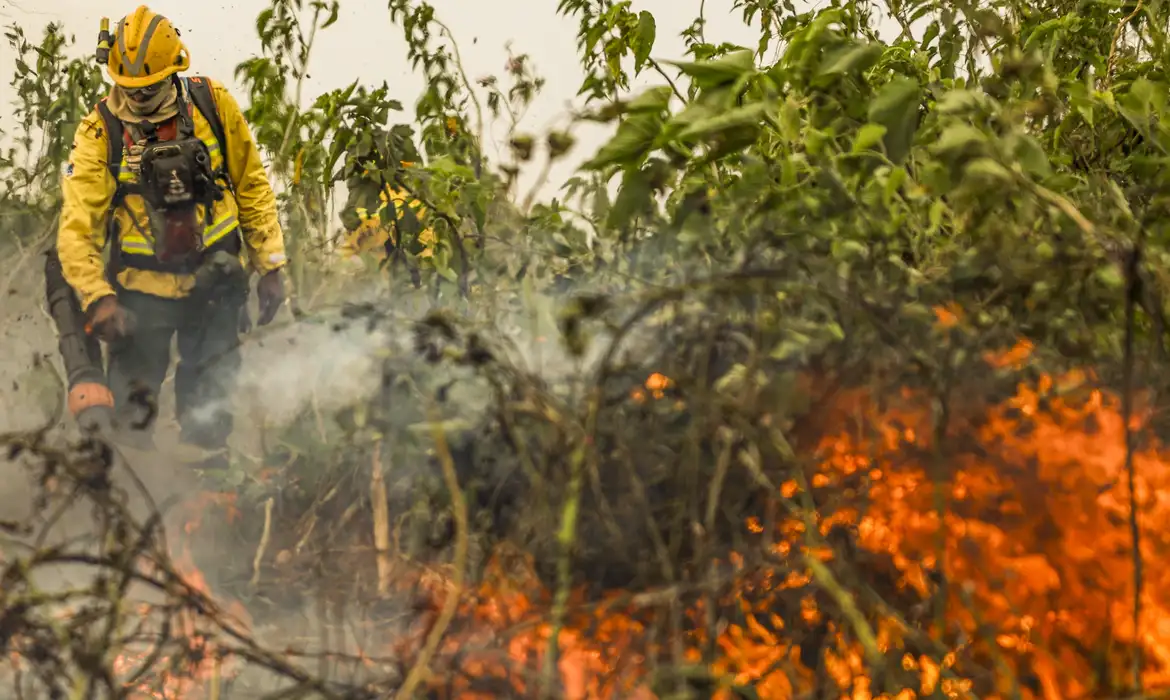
left=112, top=124, right=240, bottom=262
left=58, top=78, right=287, bottom=312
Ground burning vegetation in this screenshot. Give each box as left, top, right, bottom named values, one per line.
left=5, top=0, right=1170, bottom=696
left=2, top=298, right=1168, bottom=699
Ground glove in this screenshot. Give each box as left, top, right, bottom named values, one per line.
left=256, top=269, right=285, bottom=326
left=86, top=295, right=130, bottom=342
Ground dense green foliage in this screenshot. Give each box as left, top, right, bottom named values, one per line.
left=5, top=0, right=1170, bottom=696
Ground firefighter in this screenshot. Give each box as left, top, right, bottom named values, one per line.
left=337, top=172, right=435, bottom=268
left=57, top=6, right=286, bottom=469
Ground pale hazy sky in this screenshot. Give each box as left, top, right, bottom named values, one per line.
left=0, top=1, right=900, bottom=198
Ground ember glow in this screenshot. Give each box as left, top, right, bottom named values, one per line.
left=106, top=493, right=249, bottom=699
left=70, top=328, right=1170, bottom=698
left=695, top=342, right=1169, bottom=698
left=419, top=343, right=1167, bottom=698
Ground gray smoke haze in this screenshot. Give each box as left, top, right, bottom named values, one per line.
left=0, top=5, right=751, bottom=693
left=0, top=231, right=674, bottom=695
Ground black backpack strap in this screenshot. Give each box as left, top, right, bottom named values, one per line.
left=93, top=79, right=239, bottom=285
left=184, top=76, right=235, bottom=195
left=95, top=99, right=124, bottom=185
left=94, top=98, right=128, bottom=285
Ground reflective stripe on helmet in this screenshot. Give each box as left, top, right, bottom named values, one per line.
left=115, top=13, right=164, bottom=77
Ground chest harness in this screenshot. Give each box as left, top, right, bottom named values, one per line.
left=94, top=76, right=239, bottom=277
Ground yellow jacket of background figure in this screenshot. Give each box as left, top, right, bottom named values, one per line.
left=58, top=77, right=286, bottom=312
left=338, top=186, right=436, bottom=260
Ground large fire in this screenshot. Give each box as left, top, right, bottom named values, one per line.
left=379, top=326, right=1170, bottom=699
left=23, top=306, right=1170, bottom=699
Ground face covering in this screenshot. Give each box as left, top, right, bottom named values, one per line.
left=107, top=78, right=179, bottom=124
left=106, top=79, right=182, bottom=178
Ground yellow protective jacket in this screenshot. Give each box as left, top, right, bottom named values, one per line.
left=58, top=77, right=286, bottom=312
left=338, top=186, right=435, bottom=260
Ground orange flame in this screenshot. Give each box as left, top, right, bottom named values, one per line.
left=72, top=323, right=1170, bottom=699
left=412, top=332, right=1170, bottom=698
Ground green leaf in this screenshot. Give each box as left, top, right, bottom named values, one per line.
left=932, top=123, right=987, bottom=157
left=581, top=112, right=662, bottom=169
left=769, top=335, right=811, bottom=361
left=605, top=167, right=652, bottom=231
left=921, top=20, right=940, bottom=48
left=1075, top=98, right=1095, bottom=128
left=1128, top=78, right=1160, bottom=113
left=661, top=102, right=720, bottom=137
left=399, top=204, right=425, bottom=254
left=626, top=86, right=673, bottom=113
left=676, top=102, right=769, bottom=142
left=634, top=11, right=656, bottom=72
left=884, top=166, right=907, bottom=205
left=964, top=157, right=1012, bottom=183
left=928, top=199, right=946, bottom=233
left=664, top=49, right=756, bottom=90
left=697, top=125, right=763, bottom=164
left=817, top=42, right=883, bottom=77
left=1119, top=78, right=1167, bottom=132
left=778, top=96, right=801, bottom=140
left=852, top=123, right=887, bottom=153
left=256, top=8, right=274, bottom=36
left=1009, top=133, right=1051, bottom=179
left=321, top=1, right=341, bottom=29
left=867, top=77, right=921, bottom=163
left=1094, top=263, right=1124, bottom=290
left=668, top=186, right=710, bottom=233
left=934, top=88, right=986, bottom=115
left=715, top=363, right=750, bottom=393
left=831, top=239, right=868, bottom=259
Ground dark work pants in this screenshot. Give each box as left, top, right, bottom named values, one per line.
left=106, top=288, right=243, bottom=454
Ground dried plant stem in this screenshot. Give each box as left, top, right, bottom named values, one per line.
left=541, top=389, right=600, bottom=699
left=434, top=17, right=484, bottom=149
left=1106, top=0, right=1144, bottom=89
left=702, top=431, right=734, bottom=658
left=1027, top=181, right=1096, bottom=236
left=803, top=556, right=882, bottom=667
left=370, top=439, right=394, bottom=596
left=209, top=655, right=221, bottom=700
left=790, top=471, right=882, bottom=669
left=1123, top=244, right=1144, bottom=691
left=250, top=498, right=275, bottom=588
left=394, top=408, right=467, bottom=700
left=520, top=154, right=554, bottom=215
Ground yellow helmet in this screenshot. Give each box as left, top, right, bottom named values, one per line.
left=107, top=6, right=190, bottom=88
